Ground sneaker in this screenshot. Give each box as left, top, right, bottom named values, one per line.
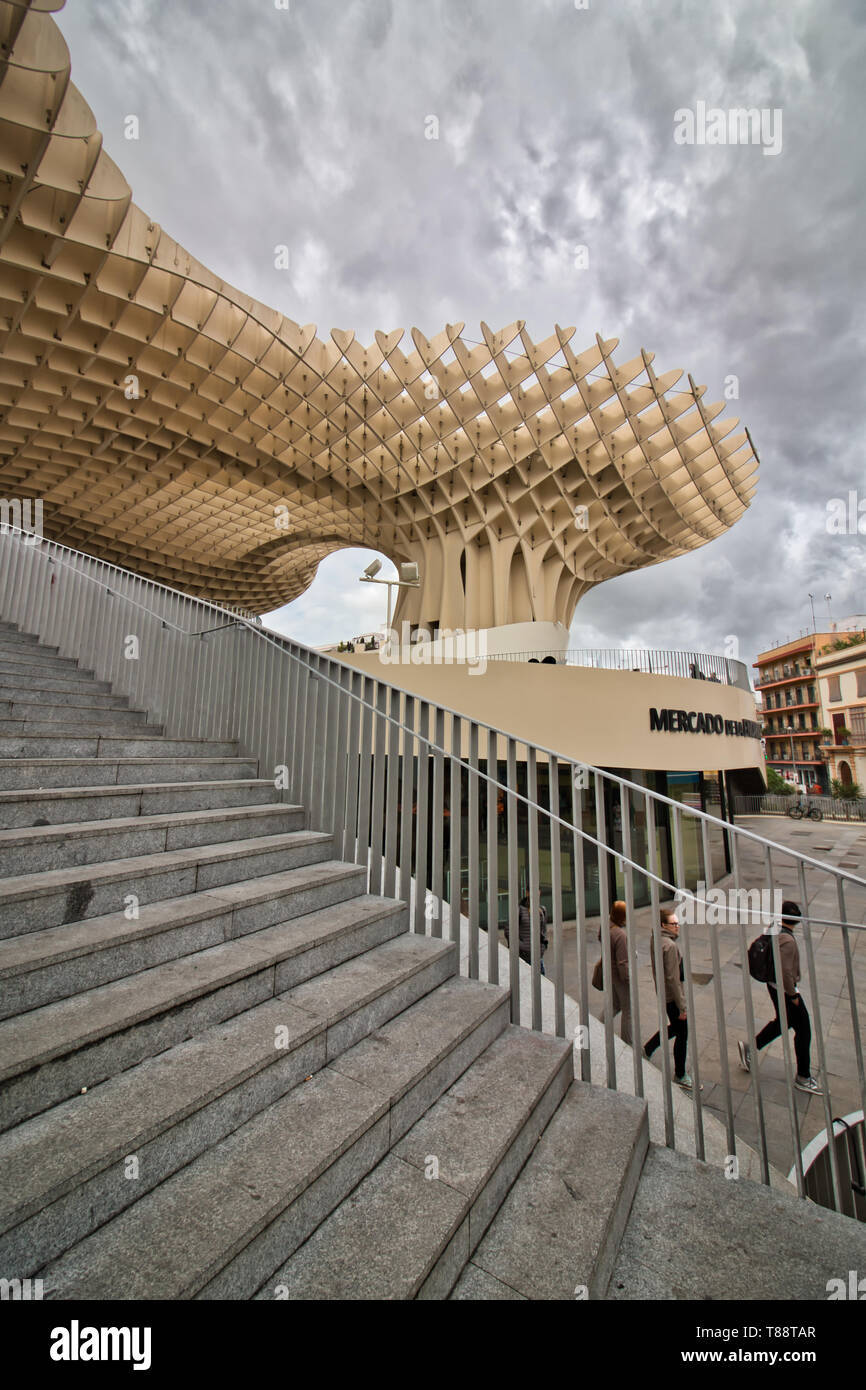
left=674, top=1073, right=694, bottom=1089
left=737, top=1039, right=751, bottom=1073
left=795, top=1075, right=823, bottom=1095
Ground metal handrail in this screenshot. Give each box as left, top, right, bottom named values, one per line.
left=0, top=525, right=864, bottom=1217
left=485, top=646, right=751, bottom=689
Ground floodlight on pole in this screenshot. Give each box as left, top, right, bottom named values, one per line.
left=358, top=558, right=421, bottom=636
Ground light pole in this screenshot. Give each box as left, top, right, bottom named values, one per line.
left=358, top=559, right=420, bottom=637
left=808, top=593, right=816, bottom=633
left=786, top=723, right=797, bottom=790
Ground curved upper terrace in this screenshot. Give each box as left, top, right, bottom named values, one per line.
left=477, top=647, right=751, bottom=691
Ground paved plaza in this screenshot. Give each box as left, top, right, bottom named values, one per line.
left=569, top=815, right=866, bottom=1178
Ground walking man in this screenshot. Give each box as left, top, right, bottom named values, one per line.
left=738, top=901, right=822, bottom=1094
left=643, top=906, right=696, bottom=1089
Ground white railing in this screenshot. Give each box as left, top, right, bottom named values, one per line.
left=0, top=527, right=864, bottom=1219
left=486, top=646, right=751, bottom=690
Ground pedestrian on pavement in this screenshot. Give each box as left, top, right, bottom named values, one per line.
left=506, top=892, right=549, bottom=975
left=643, top=906, right=697, bottom=1089
left=738, top=901, right=822, bottom=1094
left=598, top=900, right=632, bottom=1044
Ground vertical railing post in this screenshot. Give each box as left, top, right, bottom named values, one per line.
left=572, top=765, right=589, bottom=1081
left=527, top=745, right=541, bottom=1031
left=647, top=791, right=675, bottom=1148
left=413, top=702, right=430, bottom=935
left=383, top=686, right=400, bottom=900
left=506, top=739, right=520, bottom=1024
left=467, top=723, right=480, bottom=980
left=671, top=805, right=704, bottom=1160
left=595, top=771, right=615, bottom=1088
left=430, top=707, right=445, bottom=937
left=797, top=858, right=843, bottom=1212
left=619, top=782, right=643, bottom=1097
left=549, top=755, right=565, bottom=1039
left=701, top=816, right=736, bottom=1158
left=369, top=682, right=388, bottom=896
left=399, top=695, right=415, bottom=906
left=449, top=714, right=463, bottom=949
left=486, top=729, right=499, bottom=983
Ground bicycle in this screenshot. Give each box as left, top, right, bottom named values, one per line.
left=787, top=800, right=823, bottom=822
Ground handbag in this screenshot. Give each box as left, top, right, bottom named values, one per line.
left=591, top=957, right=604, bottom=991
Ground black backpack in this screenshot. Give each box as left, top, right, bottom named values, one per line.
left=748, top=935, right=776, bottom=984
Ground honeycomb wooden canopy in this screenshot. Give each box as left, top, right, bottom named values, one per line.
left=0, top=0, right=759, bottom=623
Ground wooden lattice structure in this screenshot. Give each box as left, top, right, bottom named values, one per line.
left=0, top=0, right=758, bottom=623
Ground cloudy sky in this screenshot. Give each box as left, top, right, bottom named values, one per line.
left=55, top=0, right=865, bottom=670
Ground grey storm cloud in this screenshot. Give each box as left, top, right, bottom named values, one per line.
left=53, top=0, right=866, bottom=659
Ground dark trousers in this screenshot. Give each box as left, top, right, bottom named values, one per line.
left=755, top=985, right=812, bottom=1077
left=645, top=1000, right=688, bottom=1077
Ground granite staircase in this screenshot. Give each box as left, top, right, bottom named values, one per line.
left=0, top=621, right=577, bottom=1299
left=1, top=621, right=863, bottom=1301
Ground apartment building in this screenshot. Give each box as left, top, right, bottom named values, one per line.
left=815, top=631, right=866, bottom=793
left=754, top=635, right=832, bottom=793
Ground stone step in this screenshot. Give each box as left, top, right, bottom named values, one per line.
left=606, top=1144, right=866, bottom=1300
left=0, top=826, right=332, bottom=938
left=0, top=733, right=240, bottom=759
left=0, top=859, right=368, bottom=1016
left=0, top=802, right=305, bottom=875
left=0, top=652, right=96, bottom=677
left=0, top=673, right=113, bottom=696
left=0, top=642, right=58, bottom=658
left=0, top=714, right=156, bottom=737
left=0, top=778, right=276, bottom=829
left=260, top=1025, right=573, bottom=1300
left=39, top=975, right=509, bottom=1299
left=0, top=893, right=411, bottom=1131
left=450, top=1082, right=649, bottom=1300
left=0, top=756, right=260, bottom=791
left=0, top=633, right=52, bottom=647
left=0, top=687, right=130, bottom=709
left=0, top=932, right=456, bottom=1276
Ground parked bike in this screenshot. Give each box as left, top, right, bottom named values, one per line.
left=787, top=800, right=823, bottom=821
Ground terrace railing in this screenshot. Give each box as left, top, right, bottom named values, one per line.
left=486, top=646, right=752, bottom=690
left=0, top=526, right=863, bottom=1219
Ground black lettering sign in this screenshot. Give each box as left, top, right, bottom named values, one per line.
left=648, top=708, right=760, bottom=739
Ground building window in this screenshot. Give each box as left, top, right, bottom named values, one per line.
left=851, top=710, right=866, bottom=743
left=827, top=675, right=842, bottom=702
left=857, top=668, right=866, bottom=698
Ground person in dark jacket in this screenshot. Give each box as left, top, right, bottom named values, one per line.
left=598, top=900, right=632, bottom=1044
left=506, top=894, right=548, bottom=974
left=738, top=901, right=822, bottom=1094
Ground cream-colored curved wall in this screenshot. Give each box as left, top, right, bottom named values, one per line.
left=339, top=651, right=765, bottom=773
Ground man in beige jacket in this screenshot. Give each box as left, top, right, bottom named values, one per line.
left=643, top=906, right=694, bottom=1088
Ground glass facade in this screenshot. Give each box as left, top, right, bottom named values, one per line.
left=402, top=759, right=734, bottom=928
